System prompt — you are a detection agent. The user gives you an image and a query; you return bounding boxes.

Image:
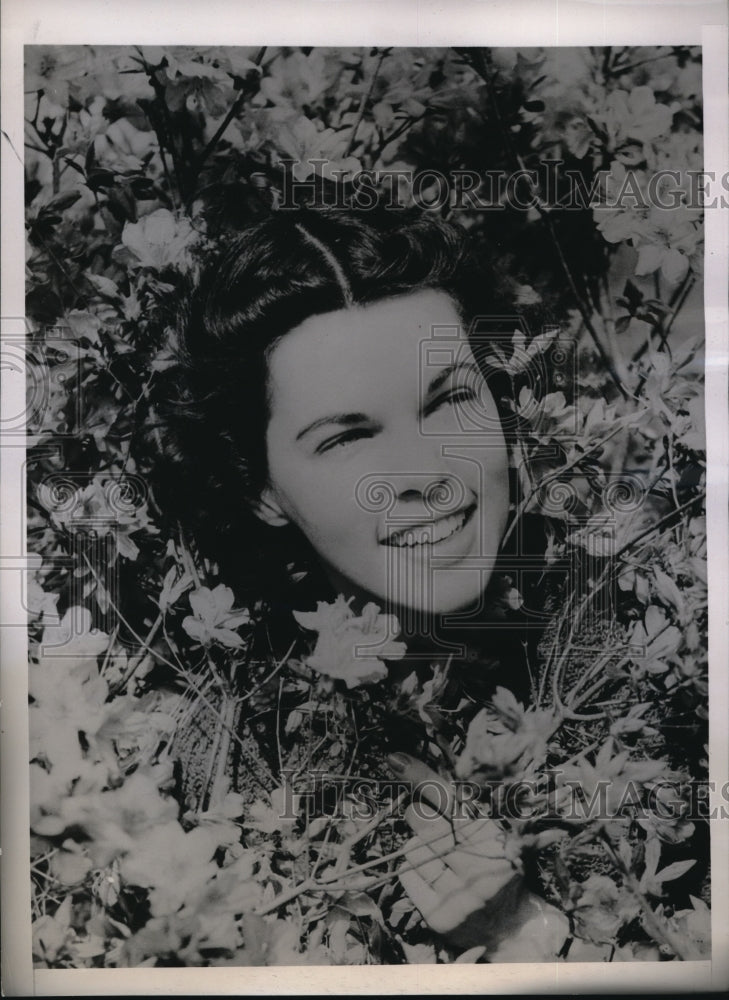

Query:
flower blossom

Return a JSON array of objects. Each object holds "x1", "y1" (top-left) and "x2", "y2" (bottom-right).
[
  {"x1": 293, "y1": 595, "x2": 407, "y2": 689},
  {"x1": 182, "y1": 585, "x2": 251, "y2": 648},
  {"x1": 120, "y1": 209, "x2": 198, "y2": 271},
  {"x1": 42, "y1": 476, "x2": 156, "y2": 562},
  {"x1": 455, "y1": 687, "x2": 556, "y2": 781},
  {"x1": 271, "y1": 114, "x2": 362, "y2": 181},
  {"x1": 600, "y1": 86, "x2": 675, "y2": 147}
]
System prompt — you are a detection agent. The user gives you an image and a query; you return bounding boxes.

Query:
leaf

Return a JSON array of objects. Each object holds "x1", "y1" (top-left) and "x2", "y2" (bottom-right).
[
  {"x1": 45, "y1": 190, "x2": 83, "y2": 213},
  {"x1": 653, "y1": 567, "x2": 685, "y2": 616},
  {"x1": 455, "y1": 945, "x2": 487, "y2": 963},
  {"x1": 33, "y1": 815, "x2": 68, "y2": 837},
  {"x1": 70, "y1": 936, "x2": 107, "y2": 959},
  {"x1": 400, "y1": 939, "x2": 437, "y2": 963},
  {"x1": 644, "y1": 836, "x2": 661, "y2": 878},
  {"x1": 335, "y1": 891, "x2": 384, "y2": 925},
  {"x1": 386, "y1": 896, "x2": 411, "y2": 928},
  {"x1": 622, "y1": 279, "x2": 644, "y2": 310},
  {"x1": 54, "y1": 893, "x2": 73, "y2": 930},
  {"x1": 635, "y1": 244, "x2": 664, "y2": 276},
  {"x1": 51, "y1": 848, "x2": 93, "y2": 886},
  {"x1": 86, "y1": 273, "x2": 123, "y2": 300},
  {"x1": 244, "y1": 800, "x2": 280, "y2": 834},
  {"x1": 305, "y1": 815, "x2": 331, "y2": 838},
  {"x1": 618, "y1": 839, "x2": 633, "y2": 869},
  {"x1": 32, "y1": 904, "x2": 73, "y2": 963},
  {"x1": 644, "y1": 605, "x2": 667, "y2": 636},
  {"x1": 655, "y1": 859, "x2": 697, "y2": 884},
  {"x1": 648, "y1": 626, "x2": 681, "y2": 661},
  {"x1": 284, "y1": 709, "x2": 304, "y2": 734},
  {"x1": 219, "y1": 791, "x2": 245, "y2": 819},
  {"x1": 661, "y1": 248, "x2": 690, "y2": 285}
]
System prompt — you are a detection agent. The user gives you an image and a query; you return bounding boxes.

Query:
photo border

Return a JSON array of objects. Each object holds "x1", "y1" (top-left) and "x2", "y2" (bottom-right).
[{"x1": 2, "y1": 1, "x2": 727, "y2": 994}]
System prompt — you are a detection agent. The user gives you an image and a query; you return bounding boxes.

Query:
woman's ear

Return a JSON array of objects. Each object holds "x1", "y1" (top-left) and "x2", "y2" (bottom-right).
[{"x1": 252, "y1": 486, "x2": 290, "y2": 528}]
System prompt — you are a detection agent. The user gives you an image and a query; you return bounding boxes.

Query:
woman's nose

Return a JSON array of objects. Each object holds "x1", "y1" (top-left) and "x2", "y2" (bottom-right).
[
  {"x1": 355, "y1": 428, "x2": 467, "y2": 517},
  {"x1": 394, "y1": 473, "x2": 466, "y2": 516},
  {"x1": 395, "y1": 430, "x2": 464, "y2": 499}
]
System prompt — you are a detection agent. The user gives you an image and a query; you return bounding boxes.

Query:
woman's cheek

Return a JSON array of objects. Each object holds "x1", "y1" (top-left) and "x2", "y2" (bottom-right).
[{"x1": 302, "y1": 464, "x2": 368, "y2": 551}]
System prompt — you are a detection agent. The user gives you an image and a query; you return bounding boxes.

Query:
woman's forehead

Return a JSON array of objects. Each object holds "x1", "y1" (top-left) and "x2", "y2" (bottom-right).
[{"x1": 266, "y1": 288, "x2": 471, "y2": 404}]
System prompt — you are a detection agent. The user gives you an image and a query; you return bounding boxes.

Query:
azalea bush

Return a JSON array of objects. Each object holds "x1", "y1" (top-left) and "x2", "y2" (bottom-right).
[{"x1": 25, "y1": 44, "x2": 708, "y2": 966}]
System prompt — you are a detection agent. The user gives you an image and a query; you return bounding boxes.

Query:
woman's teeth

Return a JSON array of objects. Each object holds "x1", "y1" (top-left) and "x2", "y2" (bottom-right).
[{"x1": 384, "y1": 507, "x2": 472, "y2": 547}]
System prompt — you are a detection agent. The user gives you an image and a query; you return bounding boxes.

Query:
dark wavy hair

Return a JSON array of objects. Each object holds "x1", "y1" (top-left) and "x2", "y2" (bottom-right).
[{"x1": 155, "y1": 206, "x2": 534, "y2": 606}]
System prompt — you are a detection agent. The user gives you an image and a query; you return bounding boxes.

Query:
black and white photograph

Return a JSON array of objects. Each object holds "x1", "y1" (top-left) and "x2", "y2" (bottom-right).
[{"x1": 2, "y1": 0, "x2": 728, "y2": 993}]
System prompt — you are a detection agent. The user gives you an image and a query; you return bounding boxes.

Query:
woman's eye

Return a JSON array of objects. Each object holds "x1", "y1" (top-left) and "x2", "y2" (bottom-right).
[
  {"x1": 316, "y1": 428, "x2": 372, "y2": 454},
  {"x1": 426, "y1": 386, "x2": 477, "y2": 415}
]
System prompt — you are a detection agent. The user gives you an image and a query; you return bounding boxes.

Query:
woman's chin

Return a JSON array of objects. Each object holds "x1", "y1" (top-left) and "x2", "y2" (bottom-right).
[
  {"x1": 319, "y1": 562, "x2": 490, "y2": 634},
  {"x1": 386, "y1": 572, "x2": 487, "y2": 619}
]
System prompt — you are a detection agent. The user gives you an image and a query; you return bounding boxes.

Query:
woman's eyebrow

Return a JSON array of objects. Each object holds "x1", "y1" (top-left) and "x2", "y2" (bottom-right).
[
  {"x1": 425, "y1": 361, "x2": 481, "y2": 397},
  {"x1": 295, "y1": 412, "x2": 370, "y2": 442}
]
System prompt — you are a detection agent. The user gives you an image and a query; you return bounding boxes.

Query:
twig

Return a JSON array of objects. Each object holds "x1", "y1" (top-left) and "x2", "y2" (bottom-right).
[
  {"x1": 549, "y1": 561, "x2": 614, "y2": 712},
  {"x1": 333, "y1": 791, "x2": 409, "y2": 875},
  {"x1": 500, "y1": 424, "x2": 625, "y2": 550},
  {"x1": 108, "y1": 615, "x2": 161, "y2": 696},
  {"x1": 462, "y1": 46, "x2": 629, "y2": 399},
  {"x1": 175, "y1": 526, "x2": 203, "y2": 589},
  {"x1": 566, "y1": 651, "x2": 625, "y2": 705},
  {"x1": 606, "y1": 49, "x2": 675, "y2": 78},
  {"x1": 568, "y1": 664, "x2": 628, "y2": 713},
  {"x1": 343, "y1": 49, "x2": 388, "y2": 159},
  {"x1": 81, "y1": 552, "x2": 275, "y2": 786},
  {"x1": 276, "y1": 675, "x2": 285, "y2": 777},
  {"x1": 195, "y1": 46, "x2": 267, "y2": 171},
  {"x1": 238, "y1": 639, "x2": 296, "y2": 703},
  {"x1": 374, "y1": 111, "x2": 427, "y2": 159},
  {"x1": 632, "y1": 271, "x2": 696, "y2": 364},
  {"x1": 666, "y1": 434, "x2": 682, "y2": 515},
  {"x1": 255, "y1": 805, "x2": 455, "y2": 917},
  {"x1": 144, "y1": 61, "x2": 186, "y2": 200},
  {"x1": 542, "y1": 214, "x2": 629, "y2": 399},
  {"x1": 614, "y1": 490, "x2": 705, "y2": 560},
  {"x1": 663, "y1": 273, "x2": 696, "y2": 341},
  {"x1": 599, "y1": 831, "x2": 698, "y2": 960}
]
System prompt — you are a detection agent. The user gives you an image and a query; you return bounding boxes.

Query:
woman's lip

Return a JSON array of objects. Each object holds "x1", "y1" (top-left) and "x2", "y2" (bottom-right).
[{"x1": 379, "y1": 503, "x2": 477, "y2": 547}]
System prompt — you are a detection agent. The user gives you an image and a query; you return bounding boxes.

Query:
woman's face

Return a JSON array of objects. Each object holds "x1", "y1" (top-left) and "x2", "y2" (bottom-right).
[{"x1": 257, "y1": 289, "x2": 510, "y2": 618}]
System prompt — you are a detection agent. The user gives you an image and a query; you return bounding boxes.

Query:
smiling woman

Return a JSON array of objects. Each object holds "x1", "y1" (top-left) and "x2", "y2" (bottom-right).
[
  {"x1": 161, "y1": 207, "x2": 528, "y2": 626},
  {"x1": 259, "y1": 289, "x2": 510, "y2": 617}
]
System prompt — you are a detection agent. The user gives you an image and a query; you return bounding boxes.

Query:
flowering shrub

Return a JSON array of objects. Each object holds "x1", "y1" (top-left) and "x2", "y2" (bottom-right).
[{"x1": 25, "y1": 44, "x2": 707, "y2": 966}]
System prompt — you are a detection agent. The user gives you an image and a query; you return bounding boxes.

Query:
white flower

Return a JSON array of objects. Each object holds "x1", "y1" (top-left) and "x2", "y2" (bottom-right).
[
  {"x1": 120, "y1": 209, "x2": 198, "y2": 271},
  {"x1": 293, "y1": 595, "x2": 406, "y2": 689},
  {"x1": 182, "y1": 585, "x2": 251, "y2": 648}
]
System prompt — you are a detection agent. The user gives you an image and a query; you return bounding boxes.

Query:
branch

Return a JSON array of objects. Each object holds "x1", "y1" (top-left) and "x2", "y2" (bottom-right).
[
  {"x1": 606, "y1": 49, "x2": 675, "y2": 79},
  {"x1": 541, "y1": 212, "x2": 629, "y2": 400},
  {"x1": 136, "y1": 47, "x2": 188, "y2": 201},
  {"x1": 614, "y1": 490, "x2": 705, "y2": 560},
  {"x1": 195, "y1": 46, "x2": 268, "y2": 172},
  {"x1": 599, "y1": 831, "x2": 699, "y2": 960},
  {"x1": 108, "y1": 613, "x2": 162, "y2": 696},
  {"x1": 81, "y1": 552, "x2": 277, "y2": 790},
  {"x1": 500, "y1": 424, "x2": 625, "y2": 550},
  {"x1": 343, "y1": 48, "x2": 388, "y2": 159},
  {"x1": 631, "y1": 271, "x2": 696, "y2": 364},
  {"x1": 460, "y1": 47, "x2": 629, "y2": 400}
]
